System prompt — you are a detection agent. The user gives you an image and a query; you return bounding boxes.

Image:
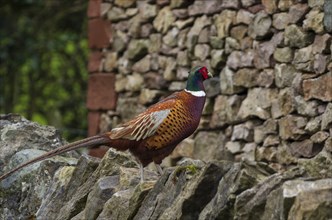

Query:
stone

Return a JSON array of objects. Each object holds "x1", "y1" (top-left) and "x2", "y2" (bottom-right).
[
  {"x1": 284, "y1": 25, "x2": 315, "y2": 48},
  {"x1": 188, "y1": 0, "x2": 224, "y2": 16},
  {"x1": 230, "y1": 25, "x2": 248, "y2": 42},
  {"x1": 177, "y1": 50, "x2": 190, "y2": 67},
  {"x1": 107, "y1": 7, "x2": 127, "y2": 22},
  {"x1": 271, "y1": 88, "x2": 295, "y2": 119},
  {"x1": 198, "y1": 27, "x2": 210, "y2": 43},
  {"x1": 126, "y1": 8, "x2": 138, "y2": 17},
  {"x1": 314, "y1": 54, "x2": 328, "y2": 74},
  {"x1": 172, "y1": 9, "x2": 188, "y2": 19},
  {"x1": 194, "y1": 132, "x2": 230, "y2": 161},
  {"x1": 272, "y1": 12, "x2": 289, "y2": 30},
  {"x1": 139, "y1": 89, "x2": 161, "y2": 105},
  {"x1": 289, "y1": 139, "x2": 322, "y2": 158},
  {"x1": 163, "y1": 27, "x2": 180, "y2": 47},
  {"x1": 125, "y1": 73, "x2": 144, "y2": 92},
  {"x1": 83, "y1": 176, "x2": 120, "y2": 220},
  {"x1": 324, "y1": 0, "x2": 332, "y2": 33},
  {"x1": 303, "y1": 72, "x2": 332, "y2": 102},
  {"x1": 219, "y1": 67, "x2": 245, "y2": 95},
  {"x1": 177, "y1": 28, "x2": 189, "y2": 49},
  {"x1": 170, "y1": 0, "x2": 191, "y2": 9},
  {"x1": 293, "y1": 45, "x2": 314, "y2": 71},
  {"x1": 132, "y1": 55, "x2": 151, "y2": 73},
  {"x1": 313, "y1": 34, "x2": 332, "y2": 55},
  {"x1": 153, "y1": 6, "x2": 175, "y2": 34},
  {"x1": 254, "y1": 119, "x2": 278, "y2": 144},
  {"x1": 263, "y1": 135, "x2": 280, "y2": 147},
  {"x1": 288, "y1": 4, "x2": 309, "y2": 24},
  {"x1": 238, "y1": 88, "x2": 278, "y2": 120},
  {"x1": 236, "y1": 9, "x2": 254, "y2": 25},
  {"x1": 231, "y1": 122, "x2": 254, "y2": 142},
  {"x1": 220, "y1": 0, "x2": 241, "y2": 9},
  {"x1": 117, "y1": 56, "x2": 132, "y2": 74},
  {"x1": 104, "y1": 52, "x2": 118, "y2": 72},
  {"x1": 114, "y1": 0, "x2": 136, "y2": 8},
  {"x1": 226, "y1": 50, "x2": 255, "y2": 70},
  {"x1": 278, "y1": 0, "x2": 294, "y2": 11},
  {"x1": 294, "y1": 96, "x2": 319, "y2": 117},
  {"x1": 233, "y1": 68, "x2": 260, "y2": 88},
  {"x1": 325, "y1": 138, "x2": 332, "y2": 152},
  {"x1": 214, "y1": 10, "x2": 237, "y2": 38},
  {"x1": 144, "y1": 72, "x2": 168, "y2": 90},
  {"x1": 113, "y1": 30, "x2": 127, "y2": 53},
  {"x1": 163, "y1": 57, "x2": 177, "y2": 81},
  {"x1": 242, "y1": 143, "x2": 256, "y2": 161},
  {"x1": 254, "y1": 32, "x2": 283, "y2": 69},
  {"x1": 210, "y1": 36, "x2": 225, "y2": 49},
  {"x1": 263, "y1": 179, "x2": 332, "y2": 220},
  {"x1": 194, "y1": 44, "x2": 210, "y2": 61},
  {"x1": 176, "y1": 67, "x2": 189, "y2": 80},
  {"x1": 168, "y1": 139, "x2": 194, "y2": 164},
  {"x1": 241, "y1": 0, "x2": 260, "y2": 7},
  {"x1": 187, "y1": 15, "x2": 212, "y2": 51},
  {"x1": 273, "y1": 47, "x2": 294, "y2": 63},
  {"x1": 262, "y1": 0, "x2": 278, "y2": 14},
  {"x1": 248, "y1": 11, "x2": 272, "y2": 39},
  {"x1": 279, "y1": 115, "x2": 307, "y2": 140},
  {"x1": 210, "y1": 49, "x2": 226, "y2": 69},
  {"x1": 321, "y1": 103, "x2": 332, "y2": 130},
  {"x1": 204, "y1": 77, "x2": 221, "y2": 98},
  {"x1": 274, "y1": 63, "x2": 298, "y2": 88},
  {"x1": 210, "y1": 95, "x2": 245, "y2": 127},
  {"x1": 174, "y1": 17, "x2": 194, "y2": 30},
  {"x1": 149, "y1": 34, "x2": 162, "y2": 53},
  {"x1": 308, "y1": 0, "x2": 324, "y2": 8},
  {"x1": 138, "y1": 2, "x2": 157, "y2": 21},
  {"x1": 234, "y1": 168, "x2": 305, "y2": 219},
  {"x1": 305, "y1": 116, "x2": 322, "y2": 133},
  {"x1": 311, "y1": 131, "x2": 329, "y2": 144},
  {"x1": 127, "y1": 40, "x2": 149, "y2": 61},
  {"x1": 224, "y1": 37, "x2": 241, "y2": 54},
  {"x1": 257, "y1": 69, "x2": 274, "y2": 87},
  {"x1": 225, "y1": 141, "x2": 242, "y2": 154},
  {"x1": 303, "y1": 8, "x2": 324, "y2": 34},
  {"x1": 169, "y1": 81, "x2": 186, "y2": 91},
  {"x1": 140, "y1": 23, "x2": 154, "y2": 38}
]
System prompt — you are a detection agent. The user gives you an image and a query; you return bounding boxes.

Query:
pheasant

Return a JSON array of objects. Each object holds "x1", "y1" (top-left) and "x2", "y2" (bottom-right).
[{"x1": 0, "y1": 66, "x2": 212, "y2": 182}]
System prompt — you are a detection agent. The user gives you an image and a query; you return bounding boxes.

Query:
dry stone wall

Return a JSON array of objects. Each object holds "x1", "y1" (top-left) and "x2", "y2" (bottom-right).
[{"x1": 89, "y1": 0, "x2": 332, "y2": 170}]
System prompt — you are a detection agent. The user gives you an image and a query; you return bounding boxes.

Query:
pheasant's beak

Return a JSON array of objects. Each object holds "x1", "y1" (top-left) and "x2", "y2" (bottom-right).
[{"x1": 207, "y1": 71, "x2": 213, "y2": 79}]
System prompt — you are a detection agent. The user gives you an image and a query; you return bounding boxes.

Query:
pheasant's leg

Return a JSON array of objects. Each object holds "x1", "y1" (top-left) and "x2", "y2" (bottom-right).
[
  {"x1": 155, "y1": 163, "x2": 164, "y2": 175},
  {"x1": 139, "y1": 163, "x2": 145, "y2": 183}
]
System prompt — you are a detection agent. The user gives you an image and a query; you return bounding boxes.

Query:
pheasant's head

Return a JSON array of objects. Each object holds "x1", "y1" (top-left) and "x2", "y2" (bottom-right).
[{"x1": 186, "y1": 66, "x2": 212, "y2": 93}]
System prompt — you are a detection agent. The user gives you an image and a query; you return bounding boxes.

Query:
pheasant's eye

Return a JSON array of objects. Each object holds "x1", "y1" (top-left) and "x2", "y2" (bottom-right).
[{"x1": 199, "y1": 67, "x2": 208, "y2": 79}]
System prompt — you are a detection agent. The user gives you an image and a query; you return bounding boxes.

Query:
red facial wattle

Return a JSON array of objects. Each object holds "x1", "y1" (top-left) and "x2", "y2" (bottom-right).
[{"x1": 199, "y1": 67, "x2": 209, "y2": 80}]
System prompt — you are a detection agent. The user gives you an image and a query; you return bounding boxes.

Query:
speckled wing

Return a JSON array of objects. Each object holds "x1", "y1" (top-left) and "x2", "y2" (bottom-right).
[{"x1": 109, "y1": 97, "x2": 178, "y2": 141}]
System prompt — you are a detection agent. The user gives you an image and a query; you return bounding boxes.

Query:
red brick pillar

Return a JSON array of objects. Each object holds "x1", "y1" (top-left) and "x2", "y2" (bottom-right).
[{"x1": 87, "y1": 0, "x2": 116, "y2": 138}]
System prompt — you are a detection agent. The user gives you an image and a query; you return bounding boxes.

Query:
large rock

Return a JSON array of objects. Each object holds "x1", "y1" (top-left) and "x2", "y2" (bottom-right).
[
  {"x1": 214, "y1": 10, "x2": 237, "y2": 39},
  {"x1": 1, "y1": 115, "x2": 332, "y2": 219},
  {"x1": 248, "y1": 11, "x2": 272, "y2": 39}
]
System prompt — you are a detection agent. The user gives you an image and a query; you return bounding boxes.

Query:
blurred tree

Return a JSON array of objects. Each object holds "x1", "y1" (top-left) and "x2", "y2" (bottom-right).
[{"x1": 0, "y1": 0, "x2": 88, "y2": 141}]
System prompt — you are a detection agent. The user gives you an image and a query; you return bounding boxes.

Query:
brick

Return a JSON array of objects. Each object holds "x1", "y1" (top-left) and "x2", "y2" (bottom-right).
[
  {"x1": 88, "y1": 111, "x2": 101, "y2": 136},
  {"x1": 88, "y1": 51, "x2": 103, "y2": 73},
  {"x1": 87, "y1": 73, "x2": 117, "y2": 110},
  {"x1": 87, "y1": 0, "x2": 101, "y2": 18},
  {"x1": 88, "y1": 18, "x2": 111, "y2": 49}
]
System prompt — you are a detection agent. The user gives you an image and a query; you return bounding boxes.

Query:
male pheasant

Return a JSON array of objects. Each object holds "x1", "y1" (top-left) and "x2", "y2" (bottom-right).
[{"x1": 0, "y1": 66, "x2": 212, "y2": 182}]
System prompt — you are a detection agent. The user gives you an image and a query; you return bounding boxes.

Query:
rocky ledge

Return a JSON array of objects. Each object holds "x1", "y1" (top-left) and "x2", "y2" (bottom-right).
[{"x1": 0, "y1": 114, "x2": 331, "y2": 220}]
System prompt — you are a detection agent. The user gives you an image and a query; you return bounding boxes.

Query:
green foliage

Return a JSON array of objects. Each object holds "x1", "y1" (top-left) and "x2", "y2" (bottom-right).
[{"x1": 0, "y1": 0, "x2": 88, "y2": 141}]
